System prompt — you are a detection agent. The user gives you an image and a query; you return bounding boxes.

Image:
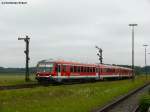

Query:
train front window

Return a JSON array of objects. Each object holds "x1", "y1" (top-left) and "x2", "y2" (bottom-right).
[{"x1": 37, "y1": 63, "x2": 53, "y2": 72}]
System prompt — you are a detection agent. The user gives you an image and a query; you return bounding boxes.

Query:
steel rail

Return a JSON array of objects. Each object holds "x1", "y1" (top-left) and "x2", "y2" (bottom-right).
[
  {"x1": 0, "y1": 83, "x2": 40, "y2": 90},
  {"x1": 0, "y1": 80, "x2": 100, "y2": 90},
  {"x1": 132, "y1": 105, "x2": 140, "y2": 112}
]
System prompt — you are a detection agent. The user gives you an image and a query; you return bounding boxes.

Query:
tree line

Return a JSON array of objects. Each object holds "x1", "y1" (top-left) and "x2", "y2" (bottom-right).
[
  {"x1": 0, "y1": 65, "x2": 149, "y2": 75},
  {"x1": 0, "y1": 67, "x2": 36, "y2": 74}
]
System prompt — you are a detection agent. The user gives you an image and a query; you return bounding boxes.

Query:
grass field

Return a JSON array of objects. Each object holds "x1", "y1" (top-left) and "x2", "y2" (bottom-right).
[
  {"x1": 0, "y1": 75, "x2": 149, "y2": 112},
  {"x1": 0, "y1": 73, "x2": 37, "y2": 86}
]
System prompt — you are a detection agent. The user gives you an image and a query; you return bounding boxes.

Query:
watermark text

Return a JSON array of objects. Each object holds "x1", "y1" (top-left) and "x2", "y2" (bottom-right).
[{"x1": 1, "y1": 1, "x2": 27, "y2": 5}]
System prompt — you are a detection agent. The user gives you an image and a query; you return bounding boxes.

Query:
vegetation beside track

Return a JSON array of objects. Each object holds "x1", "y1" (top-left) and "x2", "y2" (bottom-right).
[
  {"x1": 0, "y1": 73, "x2": 36, "y2": 86},
  {"x1": 139, "y1": 92, "x2": 150, "y2": 112},
  {"x1": 0, "y1": 76, "x2": 149, "y2": 112}
]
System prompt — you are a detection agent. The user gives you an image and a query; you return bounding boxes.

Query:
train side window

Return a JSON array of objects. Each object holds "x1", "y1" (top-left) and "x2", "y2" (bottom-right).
[
  {"x1": 61, "y1": 65, "x2": 65, "y2": 72},
  {"x1": 102, "y1": 68, "x2": 105, "y2": 72},
  {"x1": 74, "y1": 66, "x2": 77, "y2": 72},
  {"x1": 64, "y1": 65, "x2": 66, "y2": 72},
  {"x1": 96, "y1": 68, "x2": 98, "y2": 72},
  {"x1": 70, "y1": 66, "x2": 73, "y2": 72},
  {"x1": 90, "y1": 67, "x2": 92, "y2": 72},
  {"x1": 106, "y1": 68, "x2": 111, "y2": 72},
  {"x1": 81, "y1": 66, "x2": 83, "y2": 72},
  {"x1": 85, "y1": 67, "x2": 87, "y2": 72},
  {"x1": 85, "y1": 67, "x2": 88, "y2": 72},
  {"x1": 93, "y1": 67, "x2": 95, "y2": 72},
  {"x1": 107, "y1": 68, "x2": 111, "y2": 72},
  {"x1": 103, "y1": 68, "x2": 107, "y2": 73},
  {"x1": 96, "y1": 68, "x2": 100, "y2": 72},
  {"x1": 115, "y1": 69, "x2": 117, "y2": 73},
  {"x1": 100, "y1": 68, "x2": 102, "y2": 72},
  {"x1": 113, "y1": 69, "x2": 115, "y2": 72},
  {"x1": 77, "y1": 66, "x2": 80, "y2": 72},
  {"x1": 55, "y1": 65, "x2": 58, "y2": 72},
  {"x1": 87, "y1": 67, "x2": 89, "y2": 72},
  {"x1": 101, "y1": 68, "x2": 104, "y2": 72},
  {"x1": 108, "y1": 68, "x2": 111, "y2": 72},
  {"x1": 84, "y1": 67, "x2": 86, "y2": 72}
]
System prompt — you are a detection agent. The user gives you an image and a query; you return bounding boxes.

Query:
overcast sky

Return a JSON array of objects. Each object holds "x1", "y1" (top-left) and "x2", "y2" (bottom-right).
[{"x1": 0, "y1": 0, "x2": 150, "y2": 67}]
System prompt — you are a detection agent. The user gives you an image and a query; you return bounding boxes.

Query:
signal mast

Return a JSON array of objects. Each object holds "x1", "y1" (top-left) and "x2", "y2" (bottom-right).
[
  {"x1": 18, "y1": 35, "x2": 30, "y2": 82},
  {"x1": 95, "y1": 45, "x2": 103, "y2": 64}
]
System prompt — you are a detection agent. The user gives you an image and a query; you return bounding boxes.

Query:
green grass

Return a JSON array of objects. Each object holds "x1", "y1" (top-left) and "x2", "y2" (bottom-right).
[
  {"x1": 0, "y1": 73, "x2": 37, "y2": 86},
  {"x1": 139, "y1": 95, "x2": 150, "y2": 112},
  {"x1": 0, "y1": 76, "x2": 149, "y2": 112},
  {"x1": 139, "y1": 92, "x2": 150, "y2": 112}
]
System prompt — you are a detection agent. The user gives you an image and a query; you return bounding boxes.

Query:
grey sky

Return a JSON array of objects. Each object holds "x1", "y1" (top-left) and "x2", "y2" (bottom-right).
[{"x1": 0, "y1": 0, "x2": 150, "y2": 67}]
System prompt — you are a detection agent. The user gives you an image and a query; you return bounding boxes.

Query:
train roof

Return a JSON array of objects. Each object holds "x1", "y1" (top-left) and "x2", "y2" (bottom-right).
[
  {"x1": 38, "y1": 59, "x2": 132, "y2": 70},
  {"x1": 38, "y1": 59, "x2": 97, "y2": 66},
  {"x1": 100, "y1": 64, "x2": 132, "y2": 70}
]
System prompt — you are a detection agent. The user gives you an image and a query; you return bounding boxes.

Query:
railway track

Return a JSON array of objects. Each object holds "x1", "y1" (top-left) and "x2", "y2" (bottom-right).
[
  {"x1": 94, "y1": 82, "x2": 150, "y2": 112},
  {"x1": 0, "y1": 80, "x2": 101, "y2": 90},
  {"x1": 0, "y1": 83, "x2": 40, "y2": 90},
  {"x1": 132, "y1": 106, "x2": 140, "y2": 112}
]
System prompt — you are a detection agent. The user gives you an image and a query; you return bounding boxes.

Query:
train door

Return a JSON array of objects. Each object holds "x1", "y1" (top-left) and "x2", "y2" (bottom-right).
[
  {"x1": 61, "y1": 65, "x2": 68, "y2": 76},
  {"x1": 99, "y1": 67, "x2": 104, "y2": 80},
  {"x1": 96, "y1": 67, "x2": 100, "y2": 80},
  {"x1": 57, "y1": 64, "x2": 62, "y2": 82}
]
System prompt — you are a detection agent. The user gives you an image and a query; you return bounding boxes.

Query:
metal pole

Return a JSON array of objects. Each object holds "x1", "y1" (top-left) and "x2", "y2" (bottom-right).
[
  {"x1": 145, "y1": 47, "x2": 147, "y2": 79},
  {"x1": 132, "y1": 26, "x2": 134, "y2": 79},
  {"x1": 129, "y1": 24, "x2": 137, "y2": 80},
  {"x1": 148, "y1": 53, "x2": 150, "y2": 77},
  {"x1": 143, "y1": 44, "x2": 148, "y2": 80}
]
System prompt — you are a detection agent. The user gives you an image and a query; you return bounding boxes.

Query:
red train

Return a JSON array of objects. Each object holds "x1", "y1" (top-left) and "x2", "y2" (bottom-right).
[{"x1": 36, "y1": 59, "x2": 133, "y2": 83}]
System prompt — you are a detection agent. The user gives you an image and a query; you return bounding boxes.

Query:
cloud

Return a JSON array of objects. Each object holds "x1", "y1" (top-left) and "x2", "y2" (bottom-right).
[{"x1": 0, "y1": 0, "x2": 150, "y2": 67}]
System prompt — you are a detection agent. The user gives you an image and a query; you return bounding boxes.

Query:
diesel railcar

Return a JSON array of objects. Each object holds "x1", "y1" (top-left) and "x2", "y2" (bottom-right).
[{"x1": 36, "y1": 59, "x2": 133, "y2": 82}]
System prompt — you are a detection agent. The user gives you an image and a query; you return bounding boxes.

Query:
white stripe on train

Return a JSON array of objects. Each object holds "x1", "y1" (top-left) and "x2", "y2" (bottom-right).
[
  {"x1": 53, "y1": 75, "x2": 131, "y2": 79},
  {"x1": 37, "y1": 74, "x2": 131, "y2": 79}
]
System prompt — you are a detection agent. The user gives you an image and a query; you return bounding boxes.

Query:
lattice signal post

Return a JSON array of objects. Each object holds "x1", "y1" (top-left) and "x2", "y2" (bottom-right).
[{"x1": 18, "y1": 35, "x2": 30, "y2": 82}]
